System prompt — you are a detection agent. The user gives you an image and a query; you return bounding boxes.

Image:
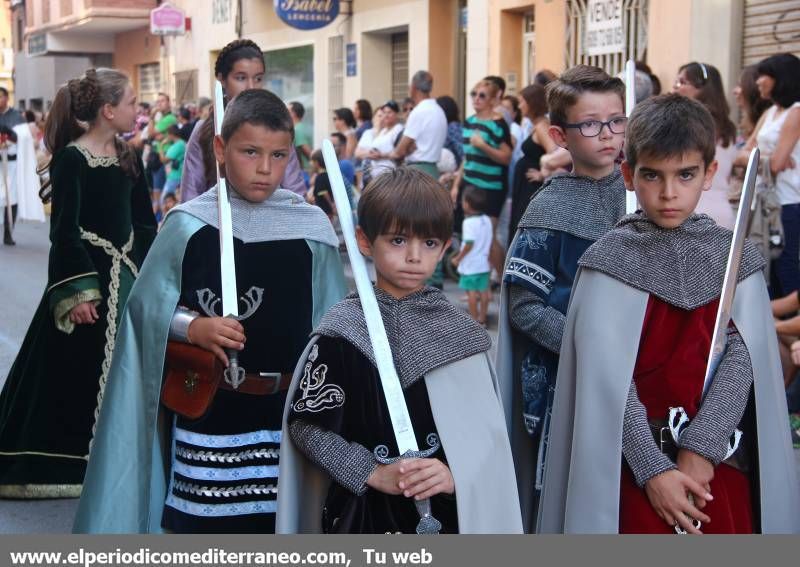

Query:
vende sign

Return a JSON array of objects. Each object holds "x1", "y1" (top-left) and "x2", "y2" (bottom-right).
[
  {"x1": 274, "y1": 0, "x2": 339, "y2": 31},
  {"x1": 584, "y1": 0, "x2": 624, "y2": 56},
  {"x1": 151, "y1": 2, "x2": 186, "y2": 36}
]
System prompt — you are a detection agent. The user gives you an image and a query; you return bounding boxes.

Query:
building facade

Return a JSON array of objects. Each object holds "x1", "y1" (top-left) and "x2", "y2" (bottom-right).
[{"x1": 11, "y1": 0, "x2": 159, "y2": 111}]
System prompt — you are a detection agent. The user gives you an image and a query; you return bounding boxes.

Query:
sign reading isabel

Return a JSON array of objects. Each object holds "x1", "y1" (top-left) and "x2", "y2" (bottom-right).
[
  {"x1": 274, "y1": 0, "x2": 339, "y2": 30},
  {"x1": 151, "y1": 2, "x2": 186, "y2": 36},
  {"x1": 584, "y1": 0, "x2": 624, "y2": 56}
]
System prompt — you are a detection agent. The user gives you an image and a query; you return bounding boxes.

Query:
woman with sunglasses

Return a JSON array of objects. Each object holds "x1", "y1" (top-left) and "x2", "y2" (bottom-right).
[
  {"x1": 673, "y1": 62, "x2": 738, "y2": 229},
  {"x1": 451, "y1": 80, "x2": 513, "y2": 276}
]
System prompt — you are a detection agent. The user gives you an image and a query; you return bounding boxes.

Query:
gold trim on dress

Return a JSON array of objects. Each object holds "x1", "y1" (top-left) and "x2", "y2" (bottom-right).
[
  {"x1": 68, "y1": 143, "x2": 120, "y2": 168},
  {"x1": 77, "y1": 228, "x2": 137, "y2": 456},
  {"x1": 46, "y1": 272, "x2": 99, "y2": 294},
  {"x1": 53, "y1": 288, "x2": 102, "y2": 334},
  {"x1": 0, "y1": 483, "x2": 82, "y2": 499}
]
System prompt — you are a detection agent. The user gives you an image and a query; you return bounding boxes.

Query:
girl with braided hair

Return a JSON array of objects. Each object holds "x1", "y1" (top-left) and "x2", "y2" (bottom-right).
[
  {"x1": 0, "y1": 68, "x2": 157, "y2": 498},
  {"x1": 180, "y1": 38, "x2": 307, "y2": 203}
]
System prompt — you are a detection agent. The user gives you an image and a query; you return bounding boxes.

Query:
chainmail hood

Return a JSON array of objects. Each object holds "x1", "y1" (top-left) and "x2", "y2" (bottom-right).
[
  {"x1": 315, "y1": 286, "x2": 492, "y2": 388},
  {"x1": 173, "y1": 186, "x2": 339, "y2": 247},
  {"x1": 579, "y1": 213, "x2": 765, "y2": 310},
  {"x1": 518, "y1": 168, "x2": 627, "y2": 241}
]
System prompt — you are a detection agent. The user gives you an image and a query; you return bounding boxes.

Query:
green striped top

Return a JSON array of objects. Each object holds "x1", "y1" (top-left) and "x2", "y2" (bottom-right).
[{"x1": 462, "y1": 115, "x2": 512, "y2": 191}]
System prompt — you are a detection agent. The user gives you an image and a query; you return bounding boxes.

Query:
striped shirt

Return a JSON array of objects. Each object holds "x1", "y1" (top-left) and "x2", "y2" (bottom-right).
[{"x1": 462, "y1": 115, "x2": 512, "y2": 191}]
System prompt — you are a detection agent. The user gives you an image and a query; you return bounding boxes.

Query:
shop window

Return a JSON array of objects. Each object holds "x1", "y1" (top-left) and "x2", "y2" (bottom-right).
[
  {"x1": 328, "y1": 36, "x2": 344, "y2": 118},
  {"x1": 264, "y1": 45, "x2": 315, "y2": 135},
  {"x1": 391, "y1": 32, "x2": 409, "y2": 103},
  {"x1": 139, "y1": 62, "x2": 161, "y2": 104}
]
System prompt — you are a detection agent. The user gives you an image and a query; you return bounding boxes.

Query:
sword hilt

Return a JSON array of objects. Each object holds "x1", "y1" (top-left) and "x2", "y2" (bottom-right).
[{"x1": 224, "y1": 349, "x2": 245, "y2": 390}]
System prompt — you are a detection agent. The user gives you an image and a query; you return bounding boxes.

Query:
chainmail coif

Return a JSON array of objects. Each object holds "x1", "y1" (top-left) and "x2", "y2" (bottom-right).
[
  {"x1": 517, "y1": 168, "x2": 626, "y2": 241},
  {"x1": 315, "y1": 286, "x2": 491, "y2": 388},
  {"x1": 579, "y1": 213, "x2": 765, "y2": 310}
]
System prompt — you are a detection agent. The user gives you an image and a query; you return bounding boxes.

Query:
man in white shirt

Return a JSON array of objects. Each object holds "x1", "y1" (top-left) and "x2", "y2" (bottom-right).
[{"x1": 389, "y1": 70, "x2": 447, "y2": 179}]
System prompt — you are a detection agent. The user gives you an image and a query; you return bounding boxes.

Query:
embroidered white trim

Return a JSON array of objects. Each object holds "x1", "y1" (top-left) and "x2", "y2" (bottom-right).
[
  {"x1": 505, "y1": 257, "x2": 556, "y2": 294},
  {"x1": 172, "y1": 480, "x2": 277, "y2": 498},
  {"x1": 80, "y1": 228, "x2": 137, "y2": 457},
  {"x1": 69, "y1": 143, "x2": 120, "y2": 168},
  {"x1": 172, "y1": 461, "x2": 279, "y2": 482},
  {"x1": 174, "y1": 446, "x2": 279, "y2": 463},
  {"x1": 173, "y1": 427, "x2": 281, "y2": 448},
  {"x1": 292, "y1": 359, "x2": 345, "y2": 413},
  {"x1": 46, "y1": 271, "x2": 99, "y2": 293},
  {"x1": 165, "y1": 494, "x2": 277, "y2": 517}
]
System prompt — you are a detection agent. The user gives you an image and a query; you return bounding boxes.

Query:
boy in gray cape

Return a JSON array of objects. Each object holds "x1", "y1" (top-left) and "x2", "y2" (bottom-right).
[
  {"x1": 276, "y1": 168, "x2": 522, "y2": 534},
  {"x1": 539, "y1": 94, "x2": 800, "y2": 534}
]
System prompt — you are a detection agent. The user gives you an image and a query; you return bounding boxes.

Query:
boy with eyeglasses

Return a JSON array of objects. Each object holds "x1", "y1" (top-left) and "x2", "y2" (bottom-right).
[{"x1": 496, "y1": 64, "x2": 628, "y2": 531}]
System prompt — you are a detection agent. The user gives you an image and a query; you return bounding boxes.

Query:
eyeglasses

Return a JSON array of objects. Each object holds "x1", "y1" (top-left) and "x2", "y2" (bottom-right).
[
  {"x1": 562, "y1": 117, "x2": 627, "y2": 137},
  {"x1": 470, "y1": 91, "x2": 488, "y2": 100}
]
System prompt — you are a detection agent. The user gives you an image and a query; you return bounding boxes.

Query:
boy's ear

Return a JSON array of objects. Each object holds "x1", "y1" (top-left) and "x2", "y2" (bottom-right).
[
  {"x1": 702, "y1": 160, "x2": 719, "y2": 192},
  {"x1": 355, "y1": 226, "x2": 373, "y2": 258},
  {"x1": 548, "y1": 125, "x2": 568, "y2": 149},
  {"x1": 212, "y1": 134, "x2": 226, "y2": 167},
  {"x1": 620, "y1": 161, "x2": 636, "y2": 192}
]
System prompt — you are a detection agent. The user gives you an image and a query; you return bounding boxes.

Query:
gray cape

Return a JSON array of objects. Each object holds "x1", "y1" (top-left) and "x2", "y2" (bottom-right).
[
  {"x1": 537, "y1": 268, "x2": 800, "y2": 533},
  {"x1": 276, "y1": 290, "x2": 523, "y2": 534}
]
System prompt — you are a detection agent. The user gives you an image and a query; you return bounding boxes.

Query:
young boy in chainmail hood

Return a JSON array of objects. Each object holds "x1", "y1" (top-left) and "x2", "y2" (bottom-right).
[
  {"x1": 495, "y1": 65, "x2": 628, "y2": 530},
  {"x1": 538, "y1": 94, "x2": 800, "y2": 534},
  {"x1": 276, "y1": 168, "x2": 522, "y2": 534}
]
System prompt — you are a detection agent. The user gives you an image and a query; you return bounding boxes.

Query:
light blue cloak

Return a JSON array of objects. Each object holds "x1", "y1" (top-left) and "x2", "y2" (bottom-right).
[{"x1": 73, "y1": 203, "x2": 347, "y2": 533}]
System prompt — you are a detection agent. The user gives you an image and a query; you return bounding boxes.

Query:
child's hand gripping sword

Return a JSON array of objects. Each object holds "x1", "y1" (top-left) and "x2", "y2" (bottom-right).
[
  {"x1": 668, "y1": 147, "x2": 760, "y2": 534},
  {"x1": 321, "y1": 140, "x2": 442, "y2": 535},
  {"x1": 213, "y1": 81, "x2": 245, "y2": 389},
  {"x1": 624, "y1": 59, "x2": 638, "y2": 215}
]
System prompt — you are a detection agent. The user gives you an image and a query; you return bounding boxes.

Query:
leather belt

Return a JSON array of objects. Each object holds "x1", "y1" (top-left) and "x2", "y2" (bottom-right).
[
  {"x1": 219, "y1": 372, "x2": 293, "y2": 396},
  {"x1": 648, "y1": 419, "x2": 750, "y2": 473}
]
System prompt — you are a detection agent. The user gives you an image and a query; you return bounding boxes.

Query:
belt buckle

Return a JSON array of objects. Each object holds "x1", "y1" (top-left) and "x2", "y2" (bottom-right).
[
  {"x1": 658, "y1": 426, "x2": 671, "y2": 454},
  {"x1": 259, "y1": 372, "x2": 282, "y2": 395}
]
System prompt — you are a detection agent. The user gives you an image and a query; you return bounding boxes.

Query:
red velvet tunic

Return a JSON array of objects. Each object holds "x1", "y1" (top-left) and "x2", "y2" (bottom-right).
[{"x1": 618, "y1": 296, "x2": 754, "y2": 534}]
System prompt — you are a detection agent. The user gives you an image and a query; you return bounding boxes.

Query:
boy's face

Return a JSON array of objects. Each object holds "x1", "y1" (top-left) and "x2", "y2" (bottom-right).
[
  {"x1": 213, "y1": 123, "x2": 293, "y2": 203},
  {"x1": 356, "y1": 227, "x2": 449, "y2": 299},
  {"x1": 622, "y1": 150, "x2": 718, "y2": 229},
  {"x1": 549, "y1": 91, "x2": 625, "y2": 175}
]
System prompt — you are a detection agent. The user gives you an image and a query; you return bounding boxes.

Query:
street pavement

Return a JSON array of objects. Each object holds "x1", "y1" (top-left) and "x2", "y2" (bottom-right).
[{"x1": 0, "y1": 219, "x2": 798, "y2": 533}]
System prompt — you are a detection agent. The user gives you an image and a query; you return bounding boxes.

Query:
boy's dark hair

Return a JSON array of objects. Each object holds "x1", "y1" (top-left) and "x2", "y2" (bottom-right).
[
  {"x1": 167, "y1": 124, "x2": 180, "y2": 137},
  {"x1": 178, "y1": 107, "x2": 191, "y2": 121},
  {"x1": 0, "y1": 87, "x2": 9, "y2": 97},
  {"x1": 289, "y1": 101, "x2": 305, "y2": 120},
  {"x1": 221, "y1": 89, "x2": 294, "y2": 142},
  {"x1": 462, "y1": 185, "x2": 488, "y2": 214},
  {"x1": 330, "y1": 132, "x2": 346, "y2": 146},
  {"x1": 163, "y1": 193, "x2": 177, "y2": 203},
  {"x1": 483, "y1": 75, "x2": 506, "y2": 95},
  {"x1": 756, "y1": 52, "x2": 800, "y2": 108},
  {"x1": 310, "y1": 149, "x2": 324, "y2": 169},
  {"x1": 624, "y1": 93, "x2": 716, "y2": 170},
  {"x1": 546, "y1": 65, "x2": 625, "y2": 128},
  {"x1": 333, "y1": 107, "x2": 356, "y2": 128},
  {"x1": 358, "y1": 167, "x2": 453, "y2": 243}
]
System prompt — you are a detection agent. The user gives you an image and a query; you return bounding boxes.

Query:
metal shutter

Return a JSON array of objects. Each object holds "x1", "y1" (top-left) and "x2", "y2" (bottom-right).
[{"x1": 743, "y1": 0, "x2": 800, "y2": 65}]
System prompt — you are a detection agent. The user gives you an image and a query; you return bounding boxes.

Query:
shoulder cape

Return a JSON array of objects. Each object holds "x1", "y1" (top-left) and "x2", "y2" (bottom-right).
[
  {"x1": 276, "y1": 307, "x2": 523, "y2": 534},
  {"x1": 73, "y1": 197, "x2": 347, "y2": 533},
  {"x1": 537, "y1": 269, "x2": 800, "y2": 533}
]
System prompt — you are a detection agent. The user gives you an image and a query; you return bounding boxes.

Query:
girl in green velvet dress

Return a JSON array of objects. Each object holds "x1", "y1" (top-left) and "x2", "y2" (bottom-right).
[{"x1": 0, "y1": 68, "x2": 156, "y2": 498}]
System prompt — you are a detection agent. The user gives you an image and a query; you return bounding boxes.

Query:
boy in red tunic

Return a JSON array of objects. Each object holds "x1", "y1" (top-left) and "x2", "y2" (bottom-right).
[{"x1": 538, "y1": 94, "x2": 800, "y2": 534}]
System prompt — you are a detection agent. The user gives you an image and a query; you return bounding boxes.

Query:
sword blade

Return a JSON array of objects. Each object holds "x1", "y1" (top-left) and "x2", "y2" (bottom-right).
[
  {"x1": 213, "y1": 81, "x2": 239, "y2": 318},
  {"x1": 701, "y1": 147, "x2": 760, "y2": 397},
  {"x1": 624, "y1": 59, "x2": 638, "y2": 215},
  {"x1": 321, "y1": 140, "x2": 419, "y2": 454}
]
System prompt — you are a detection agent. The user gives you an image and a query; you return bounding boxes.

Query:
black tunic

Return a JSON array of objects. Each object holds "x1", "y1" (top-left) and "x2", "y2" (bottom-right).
[
  {"x1": 288, "y1": 335, "x2": 458, "y2": 534},
  {"x1": 161, "y1": 226, "x2": 313, "y2": 534}
]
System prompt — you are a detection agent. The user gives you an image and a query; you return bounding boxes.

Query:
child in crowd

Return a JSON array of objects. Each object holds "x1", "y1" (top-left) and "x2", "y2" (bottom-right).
[
  {"x1": 539, "y1": 93, "x2": 800, "y2": 534},
  {"x1": 496, "y1": 65, "x2": 628, "y2": 531},
  {"x1": 451, "y1": 186, "x2": 493, "y2": 326},
  {"x1": 74, "y1": 89, "x2": 347, "y2": 534},
  {"x1": 276, "y1": 168, "x2": 522, "y2": 534},
  {"x1": 160, "y1": 124, "x2": 186, "y2": 201},
  {"x1": 309, "y1": 149, "x2": 335, "y2": 220}
]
